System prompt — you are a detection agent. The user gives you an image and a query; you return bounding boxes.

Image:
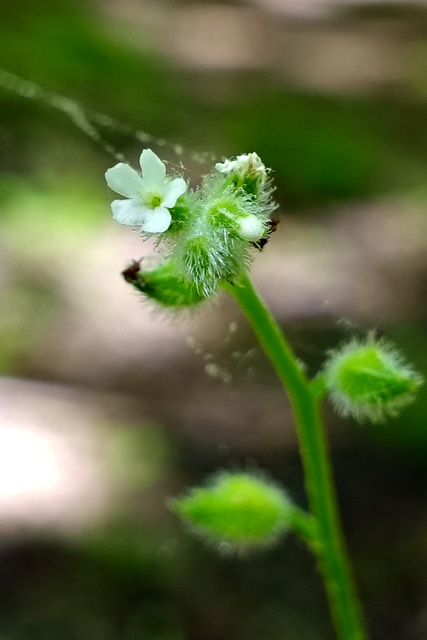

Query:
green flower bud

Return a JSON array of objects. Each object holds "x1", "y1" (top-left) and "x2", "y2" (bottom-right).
[
  {"x1": 122, "y1": 259, "x2": 209, "y2": 308},
  {"x1": 323, "y1": 334, "x2": 423, "y2": 423},
  {"x1": 171, "y1": 471, "x2": 294, "y2": 551},
  {"x1": 172, "y1": 227, "x2": 247, "y2": 297},
  {"x1": 207, "y1": 191, "x2": 268, "y2": 241}
]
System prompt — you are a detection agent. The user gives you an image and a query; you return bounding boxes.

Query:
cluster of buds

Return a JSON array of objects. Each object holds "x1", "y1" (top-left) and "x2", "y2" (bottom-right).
[{"x1": 106, "y1": 150, "x2": 277, "y2": 306}]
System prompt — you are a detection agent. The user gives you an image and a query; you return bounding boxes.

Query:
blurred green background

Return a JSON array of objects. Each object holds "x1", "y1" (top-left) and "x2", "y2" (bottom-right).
[{"x1": 1, "y1": 0, "x2": 427, "y2": 638}]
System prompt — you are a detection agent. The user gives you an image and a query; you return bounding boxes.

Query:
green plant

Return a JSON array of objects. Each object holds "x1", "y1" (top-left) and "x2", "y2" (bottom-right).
[{"x1": 106, "y1": 149, "x2": 423, "y2": 640}]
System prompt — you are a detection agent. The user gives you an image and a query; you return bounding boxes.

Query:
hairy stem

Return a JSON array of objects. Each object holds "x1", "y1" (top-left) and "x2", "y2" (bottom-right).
[{"x1": 224, "y1": 275, "x2": 367, "y2": 640}]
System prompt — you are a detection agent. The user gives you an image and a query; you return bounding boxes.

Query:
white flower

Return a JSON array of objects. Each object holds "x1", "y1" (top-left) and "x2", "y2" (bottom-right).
[
  {"x1": 215, "y1": 152, "x2": 267, "y2": 181},
  {"x1": 236, "y1": 214, "x2": 265, "y2": 242},
  {"x1": 105, "y1": 149, "x2": 187, "y2": 234}
]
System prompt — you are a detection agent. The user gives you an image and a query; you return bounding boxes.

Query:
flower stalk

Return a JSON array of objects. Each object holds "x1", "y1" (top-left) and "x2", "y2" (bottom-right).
[{"x1": 223, "y1": 275, "x2": 367, "y2": 640}]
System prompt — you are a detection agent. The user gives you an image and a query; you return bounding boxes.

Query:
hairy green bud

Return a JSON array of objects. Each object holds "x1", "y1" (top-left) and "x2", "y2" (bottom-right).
[
  {"x1": 174, "y1": 231, "x2": 246, "y2": 297},
  {"x1": 122, "y1": 259, "x2": 209, "y2": 307},
  {"x1": 207, "y1": 194, "x2": 268, "y2": 242},
  {"x1": 171, "y1": 471, "x2": 294, "y2": 551},
  {"x1": 323, "y1": 334, "x2": 423, "y2": 423}
]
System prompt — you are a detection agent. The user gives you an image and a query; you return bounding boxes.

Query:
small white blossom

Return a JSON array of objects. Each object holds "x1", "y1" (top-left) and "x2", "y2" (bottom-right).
[
  {"x1": 215, "y1": 152, "x2": 267, "y2": 181},
  {"x1": 236, "y1": 214, "x2": 265, "y2": 242},
  {"x1": 105, "y1": 149, "x2": 187, "y2": 234}
]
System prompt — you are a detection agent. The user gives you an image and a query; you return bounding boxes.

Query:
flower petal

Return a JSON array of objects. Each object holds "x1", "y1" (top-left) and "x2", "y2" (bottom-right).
[
  {"x1": 139, "y1": 149, "x2": 166, "y2": 190},
  {"x1": 215, "y1": 159, "x2": 237, "y2": 174},
  {"x1": 111, "y1": 199, "x2": 149, "y2": 226},
  {"x1": 237, "y1": 215, "x2": 265, "y2": 241},
  {"x1": 105, "y1": 163, "x2": 143, "y2": 198},
  {"x1": 162, "y1": 177, "x2": 187, "y2": 208},
  {"x1": 141, "y1": 206, "x2": 172, "y2": 233}
]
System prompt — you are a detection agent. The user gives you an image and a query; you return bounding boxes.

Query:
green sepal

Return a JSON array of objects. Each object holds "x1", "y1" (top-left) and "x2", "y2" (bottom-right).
[{"x1": 122, "y1": 259, "x2": 210, "y2": 308}]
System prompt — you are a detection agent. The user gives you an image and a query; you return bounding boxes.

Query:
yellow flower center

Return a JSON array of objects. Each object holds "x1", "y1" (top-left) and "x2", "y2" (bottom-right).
[{"x1": 145, "y1": 192, "x2": 163, "y2": 208}]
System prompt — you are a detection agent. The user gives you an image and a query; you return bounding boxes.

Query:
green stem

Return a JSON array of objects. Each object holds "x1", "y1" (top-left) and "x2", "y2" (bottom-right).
[
  {"x1": 224, "y1": 275, "x2": 367, "y2": 640},
  {"x1": 287, "y1": 506, "x2": 317, "y2": 551}
]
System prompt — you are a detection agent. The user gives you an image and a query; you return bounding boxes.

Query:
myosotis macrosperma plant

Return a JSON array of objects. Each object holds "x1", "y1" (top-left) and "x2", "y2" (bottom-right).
[{"x1": 106, "y1": 149, "x2": 423, "y2": 640}]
